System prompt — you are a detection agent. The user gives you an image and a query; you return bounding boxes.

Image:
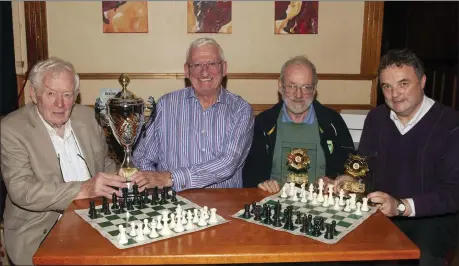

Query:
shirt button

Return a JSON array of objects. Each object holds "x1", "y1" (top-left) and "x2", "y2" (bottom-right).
[
  {"x1": 201, "y1": 130, "x2": 205, "y2": 134},
  {"x1": 43, "y1": 229, "x2": 48, "y2": 234},
  {"x1": 201, "y1": 148, "x2": 205, "y2": 152}
]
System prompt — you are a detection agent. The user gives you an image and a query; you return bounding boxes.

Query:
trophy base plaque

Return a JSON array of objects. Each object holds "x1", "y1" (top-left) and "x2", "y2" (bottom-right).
[{"x1": 286, "y1": 173, "x2": 308, "y2": 186}]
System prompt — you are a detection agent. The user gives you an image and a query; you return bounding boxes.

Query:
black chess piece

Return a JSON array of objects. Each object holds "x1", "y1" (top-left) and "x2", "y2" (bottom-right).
[
  {"x1": 319, "y1": 217, "x2": 325, "y2": 231},
  {"x1": 121, "y1": 187, "x2": 128, "y2": 200},
  {"x1": 243, "y1": 204, "x2": 251, "y2": 218},
  {"x1": 160, "y1": 189, "x2": 167, "y2": 204},
  {"x1": 295, "y1": 211, "x2": 302, "y2": 224},
  {"x1": 111, "y1": 193, "x2": 119, "y2": 209},
  {"x1": 89, "y1": 201, "x2": 96, "y2": 219},
  {"x1": 324, "y1": 224, "x2": 334, "y2": 240},
  {"x1": 331, "y1": 220, "x2": 338, "y2": 235},
  {"x1": 133, "y1": 183, "x2": 139, "y2": 196},
  {"x1": 254, "y1": 207, "x2": 262, "y2": 221},
  {"x1": 102, "y1": 197, "x2": 108, "y2": 211},
  {"x1": 153, "y1": 186, "x2": 159, "y2": 200},
  {"x1": 171, "y1": 190, "x2": 178, "y2": 203},
  {"x1": 133, "y1": 194, "x2": 139, "y2": 206},
  {"x1": 104, "y1": 202, "x2": 111, "y2": 215},
  {"x1": 313, "y1": 223, "x2": 321, "y2": 237},
  {"x1": 164, "y1": 187, "x2": 171, "y2": 199},
  {"x1": 251, "y1": 202, "x2": 257, "y2": 214},
  {"x1": 139, "y1": 198, "x2": 145, "y2": 209},
  {"x1": 143, "y1": 190, "x2": 150, "y2": 204},
  {"x1": 262, "y1": 204, "x2": 268, "y2": 218},
  {"x1": 119, "y1": 200, "x2": 125, "y2": 213},
  {"x1": 281, "y1": 209, "x2": 288, "y2": 223},
  {"x1": 300, "y1": 216, "x2": 309, "y2": 233},
  {"x1": 127, "y1": 199, "x2": 134, "y2": 211},
  {"x1": 263, "y1": 206, "x2": 272, "y2": 224}
]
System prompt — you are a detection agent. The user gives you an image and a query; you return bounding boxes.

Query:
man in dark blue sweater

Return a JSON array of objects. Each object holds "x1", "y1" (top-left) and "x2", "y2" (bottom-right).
[{"x1": 336, "y1": 49, "x2": 459, "y2": 266}]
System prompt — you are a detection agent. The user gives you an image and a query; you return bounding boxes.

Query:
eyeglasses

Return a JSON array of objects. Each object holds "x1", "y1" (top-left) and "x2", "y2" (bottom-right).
[
  {"x1": 284, "y1": 84, "x2": 316, "y2": 95},
  {"x1": 187, "y1": 61, "x2": 223, "y2": 71}
]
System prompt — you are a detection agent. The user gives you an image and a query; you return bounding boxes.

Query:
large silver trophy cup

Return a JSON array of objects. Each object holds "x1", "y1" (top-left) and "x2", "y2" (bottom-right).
[{"x1": 95, "y1": 73, "x2": 155, "y2": 187}]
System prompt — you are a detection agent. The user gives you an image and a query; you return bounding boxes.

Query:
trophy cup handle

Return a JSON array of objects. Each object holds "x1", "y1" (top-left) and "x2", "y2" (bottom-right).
[
  {"x1": 95, "y1": 97, "x2": 110, "y2": 127},
  {"x1": 142, "y1": 96, "x2": 156, "y2": 138}
]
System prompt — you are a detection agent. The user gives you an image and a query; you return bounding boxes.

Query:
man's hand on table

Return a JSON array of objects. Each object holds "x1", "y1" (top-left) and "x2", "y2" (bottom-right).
[
  {"x1": 130, "y1": 171, "x2": 173, "y2": 192},
  {"x1": 258, "y1": 180, "x2": 280, "y2": 193}
]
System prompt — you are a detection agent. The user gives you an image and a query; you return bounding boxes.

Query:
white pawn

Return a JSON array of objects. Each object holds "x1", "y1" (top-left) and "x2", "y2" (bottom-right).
[
  {"x1": 174, "y1": 214, "x2": 185, "y2": 233},
  {"x1": 311, "y1": 192, "x2": 318, "y2": 205},
  {"x1": 349, "y1": 194, "x2": 357, "y2": 210},
  {"x1": 317, "y1": 187, "x2": 324, "y2": 203},
  {"x1": 198, "y1": 211, "x2": 208, "y2": 226},
  {"x1": 308, "y1": 183, "x2": 314, "y2": 200},
  {"x1": 203, "y1": 206, "x2": 209, "y2": 220},
  {"x1": 322, "y1": 194, "x2": 329, "y2": 207},
  {"x1": 135, "y1": 223, "x2": 145, "y2": 241},
  {"x1": 118, "y1": 225, "x2": 128, "y2": 245},
  {"x1": 300, "y1": 182, "x2": 306, "y2": 197},
  {"x1": 208, "y1": 208, "x2": 218, "y2": 224},
  {"x1": 290, "y1": 190, "x2": 299, "y2": 201},
  {"x1": 300, "y1": 189, "x2": 308, "y2": 203},
  {"x1": 193, "y1": 209, "x2": 199, "y2": 223},
  {"x1": 185, "y1": 211, "x2": 195, "y2": 231},
  {"x1": 143, "y1": 219, "x2": 151, "y2": 235},
  {"x1": 344, "y1": 199, "x2": 351, "y2": 212},
  {"x1": 339, "y1": 189, "x2": 346, "y2": 206},
  {"x1": 169, "y1": 213, "x2": 176, "y2": 229},
  {"x1": 149, "y1": 224, "x2": 159, "y2": 238},
  {"x1": 156, "y1": 216, "x2": 163, "y2": 229},
  {"x1": 288, "y1": 182, "x2": 295, "y2": 196},
  {"x1": 333, "y1": 197, "x2": 341, "y2": 210},
  {"x1": 150, "y1": 220, "x2": 157, "y2": 232},
  {"x1": 361, "y1": 197, "x2": 370, "y2": 212},
  {"x1": 281, "y1": 186, "x2": 288, "y2": 198},
  {"x1": 129, "y1": 221, "x2": 137, "y2": 237},
  {"x1": 354, "y1": 202, "x2": 363, "y2": 215}
]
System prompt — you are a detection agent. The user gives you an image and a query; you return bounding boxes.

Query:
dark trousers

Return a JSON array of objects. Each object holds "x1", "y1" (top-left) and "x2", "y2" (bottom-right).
[{"x1": 391, "y1": 214, "x2": 457, "y2": 266}]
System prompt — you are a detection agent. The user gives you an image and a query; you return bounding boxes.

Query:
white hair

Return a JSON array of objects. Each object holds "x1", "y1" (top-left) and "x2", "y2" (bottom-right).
[
  {"x1": 28, "y1": 57, "x2": 80, "y2": 94},
  {"x1": 185, "y1": 37, "x2": 225, "y2": 63},
  {"x1": 279, "y1": 55, "x2": 318, "y2": 85}
]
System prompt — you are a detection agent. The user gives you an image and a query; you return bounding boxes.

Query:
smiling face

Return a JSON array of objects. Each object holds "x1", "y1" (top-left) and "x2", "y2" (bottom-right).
[
  {"x1": 380, "y1": 64, "x2": 426, "y2": 122},
  {"x1": 184, "y1": 43, "x2": 227, "y2": 97},
  {"x1": 279, "y1": 63, "x2": 316, "y2": 115},
  {"x1": 30, "y1": 70, "x2": 76, "y2": 129}
]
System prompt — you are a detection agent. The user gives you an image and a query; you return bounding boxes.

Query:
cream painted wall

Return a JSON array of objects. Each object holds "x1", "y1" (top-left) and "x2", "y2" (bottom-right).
[{"x1": 16, "y1": 1, "x2": 372, "y2": 105}]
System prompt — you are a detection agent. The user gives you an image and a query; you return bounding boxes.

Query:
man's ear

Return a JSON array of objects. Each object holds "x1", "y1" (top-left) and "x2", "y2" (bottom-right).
[
  {"x1": 278, "y1": 79, "x2": 283, "y2": 94},
  {"x1": 420, "y1": 74, "x2": 427, "y2": 90},
  {"x1": 30, "y1": 85, "x2": 38, "y2": 104},
  {"x1": 184, "y1": 63, "x2": 190, "y2": 79}
]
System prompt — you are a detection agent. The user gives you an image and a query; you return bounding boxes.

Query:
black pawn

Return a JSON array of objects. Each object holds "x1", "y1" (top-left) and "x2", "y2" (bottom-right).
[
  {"x1": 119, "y1": 200, "x2": 125, "y2": 213},
  {"x1": 104, "y1": 202, "x2": 111, "y2": 215},
  {"x1": 127, "y1": 199, "x2": 134, "y2": 210},
  {"x1": 143, "y1": 190, "x2": 150, "y2": 204},
  {"x1": 160, "y1": 189, "x2": 167, "y2": 204},
  {"x1": 243, "y1": 204, "x2": 251, "y2": 218},
  {"x1": 111, "y1": 193, "x2": 119, "y2": 209},
  {"x1": 295, "y1": 211, "x2": 302, "y2": 224},
  {"x1": 133, "y1": 184, "x2": 139, "y2": 196},
  {"x1": 263, "y1": 206, "x2": 272, "y2": 224},
  {"x1": 171, "y1": 190, "x2": 178, "y2": 203},
  {"x1": 139, "y1": 198, "x2": 145, "y2": 209}
]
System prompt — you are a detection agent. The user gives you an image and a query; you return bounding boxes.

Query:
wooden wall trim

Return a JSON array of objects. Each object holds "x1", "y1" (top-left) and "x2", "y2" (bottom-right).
[
  {"x1": 360, "y1": 2, "x2": 384, "y2": 75},
  {"x1": 24, "y1": 2, "x2": 48, "y2": 70},
  {"x1": 16, "y1": 74, "x2": 26, "y2": 108},
  {"x1": 78, "y1": 73, "x2": 375, "y2": 80}
]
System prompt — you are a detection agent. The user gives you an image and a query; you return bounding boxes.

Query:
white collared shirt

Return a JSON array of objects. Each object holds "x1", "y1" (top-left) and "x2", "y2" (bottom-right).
[
  {"x1": 388, "y1": 95, "x2": 435, "y2": 217},
  {"x1": 37, "y1": 108, "x2": 91, "y2": 183}
]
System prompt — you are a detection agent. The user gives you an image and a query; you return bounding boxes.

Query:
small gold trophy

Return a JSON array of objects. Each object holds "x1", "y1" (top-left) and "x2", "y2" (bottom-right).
[
  {"x1": 342, "y1": 153, "x2": 369, "y2": 195},
  {"x1": 286, "y1": 148, "x2": 311, "y2": 185}
]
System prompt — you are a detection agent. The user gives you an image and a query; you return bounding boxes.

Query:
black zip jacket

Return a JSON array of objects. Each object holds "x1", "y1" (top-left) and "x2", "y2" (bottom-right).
[{"x1": 242, "y1": 100, "x2": 355, "y2": 188}]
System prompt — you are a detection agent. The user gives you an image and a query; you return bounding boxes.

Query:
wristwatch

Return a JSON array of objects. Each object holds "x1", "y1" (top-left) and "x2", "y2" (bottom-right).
[{"x1": 396, "y1": 199, "x2": 406, "y2": 216}]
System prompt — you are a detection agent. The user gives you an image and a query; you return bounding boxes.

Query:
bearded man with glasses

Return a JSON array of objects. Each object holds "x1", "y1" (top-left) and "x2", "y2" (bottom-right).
[
  {"x1": 132, "y1": 37, "x2": 254, "y2": 192},
  {"x1": 243, "y1": 55, "x2": 354, "y2": 193}
]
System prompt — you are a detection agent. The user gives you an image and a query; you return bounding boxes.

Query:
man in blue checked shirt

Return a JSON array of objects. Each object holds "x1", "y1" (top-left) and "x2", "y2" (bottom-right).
[{"x1": 131, "y1": 37, "x2": 254, "y2": 192}]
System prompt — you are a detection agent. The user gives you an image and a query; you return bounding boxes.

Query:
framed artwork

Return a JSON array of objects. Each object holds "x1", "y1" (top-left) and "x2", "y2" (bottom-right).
[
  {"x1": 102, "y1": 1, "x2": 148, "y2": 33},
  {"x1": 275, "y1": 1, "x2": 318, "y2": 34},
  {"x1": 187, "y1": 1, "x2": 232, "y2": 34}
]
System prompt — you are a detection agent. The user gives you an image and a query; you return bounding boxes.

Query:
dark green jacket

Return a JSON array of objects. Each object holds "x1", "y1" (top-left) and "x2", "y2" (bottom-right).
[{"x1": 242, "y1": 100, "x2": 355, "y2": 188}]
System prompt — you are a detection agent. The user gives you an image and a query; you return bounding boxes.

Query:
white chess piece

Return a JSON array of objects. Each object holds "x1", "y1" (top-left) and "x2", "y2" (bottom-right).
[
  {"x1": 203, "y1": 206, "x2": 209, "y2": 220},
  {"x1": 208, "y1": 208, "x2": 218, "y2": 224},
  {"x1": 193, "y1": 209, "x2": 199, "y2": 223},
  {"x1": 185, "y1": 212, "x2": 195, "y2": 230},
  {"x1": 308, "y1": 184, "x2": 314, "y2": 201},
  {"x1": 361, "y1": 197, "x2": 369, "y2": 212},
  {"x1": 150, "y1": 220, "x2": 157, "y2": 232},
  {"x1": 149, "y1": 224, "x2": 159, "y2": 238},
  {"x1": 174, "y1": 212, "x2": 185, "y2": 233},
  {"x1": 135, "y1": 223, "x2": 145, "y2": 241},
  {"x1": 156, "y1": 216, "x2": 163, "y2": 229},
  {"x1": 327, "y1": 183, "x2": 334, "y2": 194},
  {"x1": 118, "y1": 225, "x2": 128, "y2": 245},
  {"x1": 322, "y1": 195, "x2": 329, "y2": 207},
  {"x1": 318, "y1": 178, "x2": 324, "y2": 191},
  {"x1": 349, "y1": 193, "x2": 357, "y2": 210},
  {"x1": 300, "y1": 183, "x2": 306, "y2": 197},
  {"x1": 143, "y1": 219, "x2": 151, "y2": 235},
  {"x1": 311, "y1": 192, "x2": 318, "y2": 205},
  {"x1": 328, "y1": 190, "x2": 335, "y2": 205},
  {"x1": 317, "y1": 186, "x2": 324, "y2": 203},
  {"x1": 198, "y1": 211, "x2": 208, "y2": 226},
  {"x1": 290, "y1": 190, "x2": 299, "y2": 201},
  {"x1": 182, "y1": 211, "x2": 187, "y2": 224},
  {"x1": 333, "y1": 197, "x2": 341, "y2": 210},
  {"x1": 300, "y1": 189, "x2": 308, "y2": 203},
  {"x1": 339, "y1": 189, "x2": 346, "y2": 206},
  {"x1": 176, "y1": 205, "x2": 183, "y2": 215},
  {"x1": 344, "y1": 199, "x2": 351, "y2": 212},
  {"x1": 160, "y1": 214, "x2": 172, "y2": 236},
  {"x1": 354, "y1": 202, "x2": 363, "y2": 215},
  {"x1": 288, "y1": 182, "x2": 295, "y2": 197},
  {"x1": 281, "y1": 186, "x2": 288, "y2": 198},
  {"x1": 169, "y1": 213, "x2": 176, "y2": 229},
  {"x1": 129, "y1": 221, "x2": 137, "y2": 237}
]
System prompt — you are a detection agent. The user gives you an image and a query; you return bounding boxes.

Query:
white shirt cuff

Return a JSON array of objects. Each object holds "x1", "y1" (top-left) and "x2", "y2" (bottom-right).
[{"x1": 406, "y1": 198, "x2": 416, "y2": 217}]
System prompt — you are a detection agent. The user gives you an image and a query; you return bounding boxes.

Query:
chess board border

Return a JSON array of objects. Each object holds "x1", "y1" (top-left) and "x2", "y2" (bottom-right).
[
  {"x1": 232, "y1": 190, "x2": 378, "y2": 244},
  {"x1": 75, "y1": 194, "x2": 229, "y2": 249}
]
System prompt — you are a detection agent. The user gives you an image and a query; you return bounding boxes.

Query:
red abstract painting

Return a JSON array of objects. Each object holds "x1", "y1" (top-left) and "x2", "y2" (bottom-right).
[
  {"x1": 187, "y1": 0, "x2": 232, "y2": 34},
  {"x1": 275, "y1": 1, "x2": 318, "y2": 34}
]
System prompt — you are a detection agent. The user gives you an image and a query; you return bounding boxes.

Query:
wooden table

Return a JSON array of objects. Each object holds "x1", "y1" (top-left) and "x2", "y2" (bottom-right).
[{"x1": 33, "y1": 188, "x2": 420, "y2": 265}]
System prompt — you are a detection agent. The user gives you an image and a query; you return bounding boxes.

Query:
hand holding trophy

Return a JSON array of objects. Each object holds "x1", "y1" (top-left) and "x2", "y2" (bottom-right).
[{"x1": 95, "y1": 74, "x2": 155, "y2": 190}]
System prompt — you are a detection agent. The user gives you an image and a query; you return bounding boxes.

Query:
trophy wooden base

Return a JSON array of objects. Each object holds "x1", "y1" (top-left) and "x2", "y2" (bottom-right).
[{"x1": 342, "y1": 180, "x2": 365, "y2": 194}]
